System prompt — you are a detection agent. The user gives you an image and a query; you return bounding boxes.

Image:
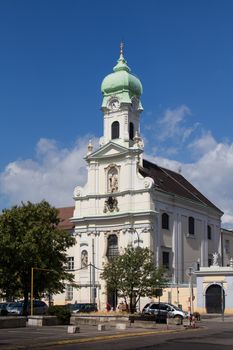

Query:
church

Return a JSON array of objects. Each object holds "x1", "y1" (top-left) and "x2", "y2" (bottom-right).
[{"x1": 53, "y1": 46, "x2": 223, "y2": 311}]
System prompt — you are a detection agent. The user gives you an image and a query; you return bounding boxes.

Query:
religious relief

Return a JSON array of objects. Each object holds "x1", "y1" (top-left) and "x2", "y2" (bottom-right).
[
  {"x1": 81, "y1": 250, "x2": 88, "y2": 268},
  {"x1": 103, "y1": 196, "x2": 119, "y2": 213}
]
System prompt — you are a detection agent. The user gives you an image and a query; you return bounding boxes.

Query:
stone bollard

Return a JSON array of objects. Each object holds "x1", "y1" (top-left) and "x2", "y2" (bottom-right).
[
  {"x1": 116, "y1": 323, "x2": 126, "y2": 330},
  {"x1": 67, "y1": 325, "x2": 80, "y2": 334},
  {"x1": 28, "y1": 316, "x2": 43, "y2": 327},
  {"x1": 98, "y1": 324, "x2": 106, "y2": 331}
]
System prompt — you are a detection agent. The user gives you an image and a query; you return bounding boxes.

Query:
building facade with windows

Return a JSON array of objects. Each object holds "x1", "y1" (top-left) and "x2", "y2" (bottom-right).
[
  {"x1": 221, "y1": 228, "x2": 233, "y2": 266},
  {"x1": 53, "y1": 48, "x2": 223, "y2": 310}
]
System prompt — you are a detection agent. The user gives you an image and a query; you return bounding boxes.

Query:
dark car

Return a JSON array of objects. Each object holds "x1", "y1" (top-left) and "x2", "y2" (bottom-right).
[
  {"x1": 7, "y1": 300, "x2": 48, "y2": 315},
  {"x1": 69, "y1": 303, "x2": 98, "y2": 313},
  {"x1": 6, "y1": 302, "x2": 23, "y2": 315}
]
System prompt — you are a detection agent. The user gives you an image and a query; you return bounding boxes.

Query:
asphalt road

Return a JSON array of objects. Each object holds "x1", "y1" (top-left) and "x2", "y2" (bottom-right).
[{"x1": 1, "y1": 317, "x2": 233, "y2": 350}]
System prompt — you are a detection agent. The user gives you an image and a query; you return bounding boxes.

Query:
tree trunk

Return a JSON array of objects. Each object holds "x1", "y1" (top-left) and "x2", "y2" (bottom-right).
[
  {"x1": 129, "y1": 294, "x2": 134, "y2": 314},
  {"x1": 23, "y1": 288, "x2": 29, "y2": 316}
]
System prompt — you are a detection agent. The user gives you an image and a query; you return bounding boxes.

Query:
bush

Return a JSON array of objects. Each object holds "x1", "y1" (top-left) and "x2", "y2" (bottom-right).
[{"x1": 47, "y1": 305, "x2": 71, "y2": 324}]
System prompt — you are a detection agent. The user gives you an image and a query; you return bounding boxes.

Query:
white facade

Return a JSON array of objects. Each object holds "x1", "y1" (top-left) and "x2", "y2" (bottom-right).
[{"x1": 53, "y1": 50, "x2": 223, "y2": 310}]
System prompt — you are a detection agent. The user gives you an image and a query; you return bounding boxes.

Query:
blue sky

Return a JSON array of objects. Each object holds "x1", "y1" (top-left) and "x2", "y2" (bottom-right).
[{"x1": 1, "y1": 0, "x2": 233, "y2": 227}]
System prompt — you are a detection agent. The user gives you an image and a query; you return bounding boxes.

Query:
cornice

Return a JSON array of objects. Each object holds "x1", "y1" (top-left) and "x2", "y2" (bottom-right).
[{"x1": 71, "y1": 210, "x2": 157, "y2": 224}]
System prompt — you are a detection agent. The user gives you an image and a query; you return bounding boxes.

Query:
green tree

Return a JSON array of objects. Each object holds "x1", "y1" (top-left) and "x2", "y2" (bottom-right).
[
  {"x1": 0, "y1": 201, "x2": 75, "y2": 314},
  {"x1": 101, "y1": 246, "x2": 168, "y2": 313}
]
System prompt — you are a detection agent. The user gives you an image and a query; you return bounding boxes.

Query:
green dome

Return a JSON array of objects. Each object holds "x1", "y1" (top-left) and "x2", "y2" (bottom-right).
[{"x1": 101, "y1": 51, "x2": 143, "y2": 103}]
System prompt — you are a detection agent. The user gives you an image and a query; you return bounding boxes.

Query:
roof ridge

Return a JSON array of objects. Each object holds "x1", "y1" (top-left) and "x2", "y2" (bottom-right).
[{"x1": 159, "y1": 166, "x2": 209, "y2": 207}]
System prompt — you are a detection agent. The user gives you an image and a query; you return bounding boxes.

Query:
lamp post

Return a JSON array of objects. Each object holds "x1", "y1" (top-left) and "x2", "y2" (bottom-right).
[
  {"x1": 156, "y1": 278, "x2": 161, "y2": 323},
  {"x1": 186, "y1": 267, "x2": 194, "y2": 324}
]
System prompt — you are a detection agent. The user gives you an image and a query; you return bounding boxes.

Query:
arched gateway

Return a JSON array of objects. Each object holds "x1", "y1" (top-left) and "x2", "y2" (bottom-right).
[{"x1": 206, "y1": 284, "x2": 225, "y2": 313}]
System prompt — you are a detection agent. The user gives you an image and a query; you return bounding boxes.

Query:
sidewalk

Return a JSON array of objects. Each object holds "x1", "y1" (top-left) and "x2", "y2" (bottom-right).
[{"x1": 0, "y1": 321, "x2": 195, "y2": 350}]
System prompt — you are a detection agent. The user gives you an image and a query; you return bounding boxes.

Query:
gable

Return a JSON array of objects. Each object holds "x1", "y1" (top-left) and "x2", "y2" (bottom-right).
[{"x1": 86, "y1": 141, "x2": 140, "y2": 160}]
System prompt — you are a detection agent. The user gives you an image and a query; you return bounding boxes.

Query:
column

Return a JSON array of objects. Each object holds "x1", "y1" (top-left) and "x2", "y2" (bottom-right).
[
  {"x1": 172, "y1": 212, "x2": 178, "y2": 284},
  {"x1": 201, "y1": 219, "x2": 208, "y2": 267},
  {"x1": 154, "y1": 213, "x2": 160, "y2": 267},
  {"x1": 172, "y1": 212, "x2": 183, "y2": 283}
]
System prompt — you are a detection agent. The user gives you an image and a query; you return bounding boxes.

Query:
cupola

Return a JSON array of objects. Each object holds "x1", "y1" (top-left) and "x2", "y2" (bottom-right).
[{"x1": 101, "y1": 44, "x2": 143, "y2": 108}]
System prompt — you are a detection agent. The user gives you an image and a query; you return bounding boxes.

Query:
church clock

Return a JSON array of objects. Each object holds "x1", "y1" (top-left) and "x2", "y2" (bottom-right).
[{"x1": 109, "y1": 98, "x2": 120, "y2": 111}]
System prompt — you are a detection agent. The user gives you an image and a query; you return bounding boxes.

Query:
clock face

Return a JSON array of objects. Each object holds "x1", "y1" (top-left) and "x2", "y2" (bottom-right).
[{"x1": 110, "y1": 99, "x2": 120, "y2": 111}]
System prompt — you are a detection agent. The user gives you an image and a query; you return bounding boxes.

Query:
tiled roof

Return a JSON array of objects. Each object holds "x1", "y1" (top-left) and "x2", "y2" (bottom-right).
[
  {"x1": 57, "y1": 206, "x2": 75, "y2": 230},
  {"x1": 140, "y1": 159, "x2": 223, "y2": 214}
]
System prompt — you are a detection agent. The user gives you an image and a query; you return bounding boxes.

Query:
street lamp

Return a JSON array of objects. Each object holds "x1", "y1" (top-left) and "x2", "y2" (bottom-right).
[
  {"x1": 128, "y1": 227, "x2": 141, "y2": 247},
  {"x1": 186, "y1": 267, "x2": 194, "y2": 324}
]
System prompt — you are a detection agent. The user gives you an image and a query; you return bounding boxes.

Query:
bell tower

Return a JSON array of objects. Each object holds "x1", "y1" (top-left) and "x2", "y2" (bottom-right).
[{"x1": 100, "y1": 43, "x2": 143, "y2": 148}]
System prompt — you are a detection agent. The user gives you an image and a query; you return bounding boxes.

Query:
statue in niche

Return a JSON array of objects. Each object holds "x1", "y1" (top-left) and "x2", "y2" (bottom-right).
[
  {"x1": 110, "y1": 174, "x2": 118, "y2": 192},
  {"x1": 81, "y1": 250, "x2": 88, "y2": 268},
  {"x1": 108, "y1": 168, "x2": 118, "y2": 193}
]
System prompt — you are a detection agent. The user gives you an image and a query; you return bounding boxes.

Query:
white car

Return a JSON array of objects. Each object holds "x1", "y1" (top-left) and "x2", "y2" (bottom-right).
[{"x1": 142, "y1": 302, "x2": 188, "y2": 322}]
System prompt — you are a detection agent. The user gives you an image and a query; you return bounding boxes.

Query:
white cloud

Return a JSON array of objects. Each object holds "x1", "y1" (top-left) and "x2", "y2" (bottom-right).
[
  {"x1": 143, "y1": 105, "x2": 201, "y2": 158},
  {"x1": 183, "y1": 142, "x2": 233, "y2": 227},
  {"x1": 0, "y1": 136, "x2": 98, "y2": 209},
  {"x1": 188, "y1": 131, "x2": 217, "y2": 156},
  {"x1": 145, "y1": 153, "x2": 182, "y2": 172},
  {"x1": 157, "y1": 105, "x2": 192, "y2": 141}
]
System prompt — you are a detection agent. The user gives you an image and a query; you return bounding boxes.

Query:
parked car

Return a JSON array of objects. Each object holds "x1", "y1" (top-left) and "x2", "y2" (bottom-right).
[
  {"x1": 142, "y1": 302, "x2": 188, "y2": 322},
  {"x1": 31, "y1": 300, "x2": 48, "y2": 315},
  {"x1": 6, "y1": 302, "x2": 23, "y2": 315},
  {"x1": 7, "y1": 300, "x2": 48, "y2": 315},
  {"x1": 68, "y1": 303, "x2": 98, "y2": 313},
  {"x1": 4, "y1": 302, "x2": 14, "y2": 313}
]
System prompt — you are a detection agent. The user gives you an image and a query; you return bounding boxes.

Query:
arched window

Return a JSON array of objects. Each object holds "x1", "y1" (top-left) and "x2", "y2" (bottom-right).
[
  {"x1": 162, "y1": 213, "x2": 169, "y2": 230},
  {"x1": 129, "y1": 122, "x2": 134, "y2": 140},
  {"x1": 188, "y1": 216, "x2": 195, "y2": 235},
  {"x1": 207, "y1": 225, "x2": 211, "y2": 240},
  {"x1": 106, "y1": 234, "x2": 118, "y2": 260},
  {"x1": 111, "y1": 121, "x2": 119, "y2": 139},
  {"x1": 81, "y1": 250, "x2": 88, "y2": 268}
]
